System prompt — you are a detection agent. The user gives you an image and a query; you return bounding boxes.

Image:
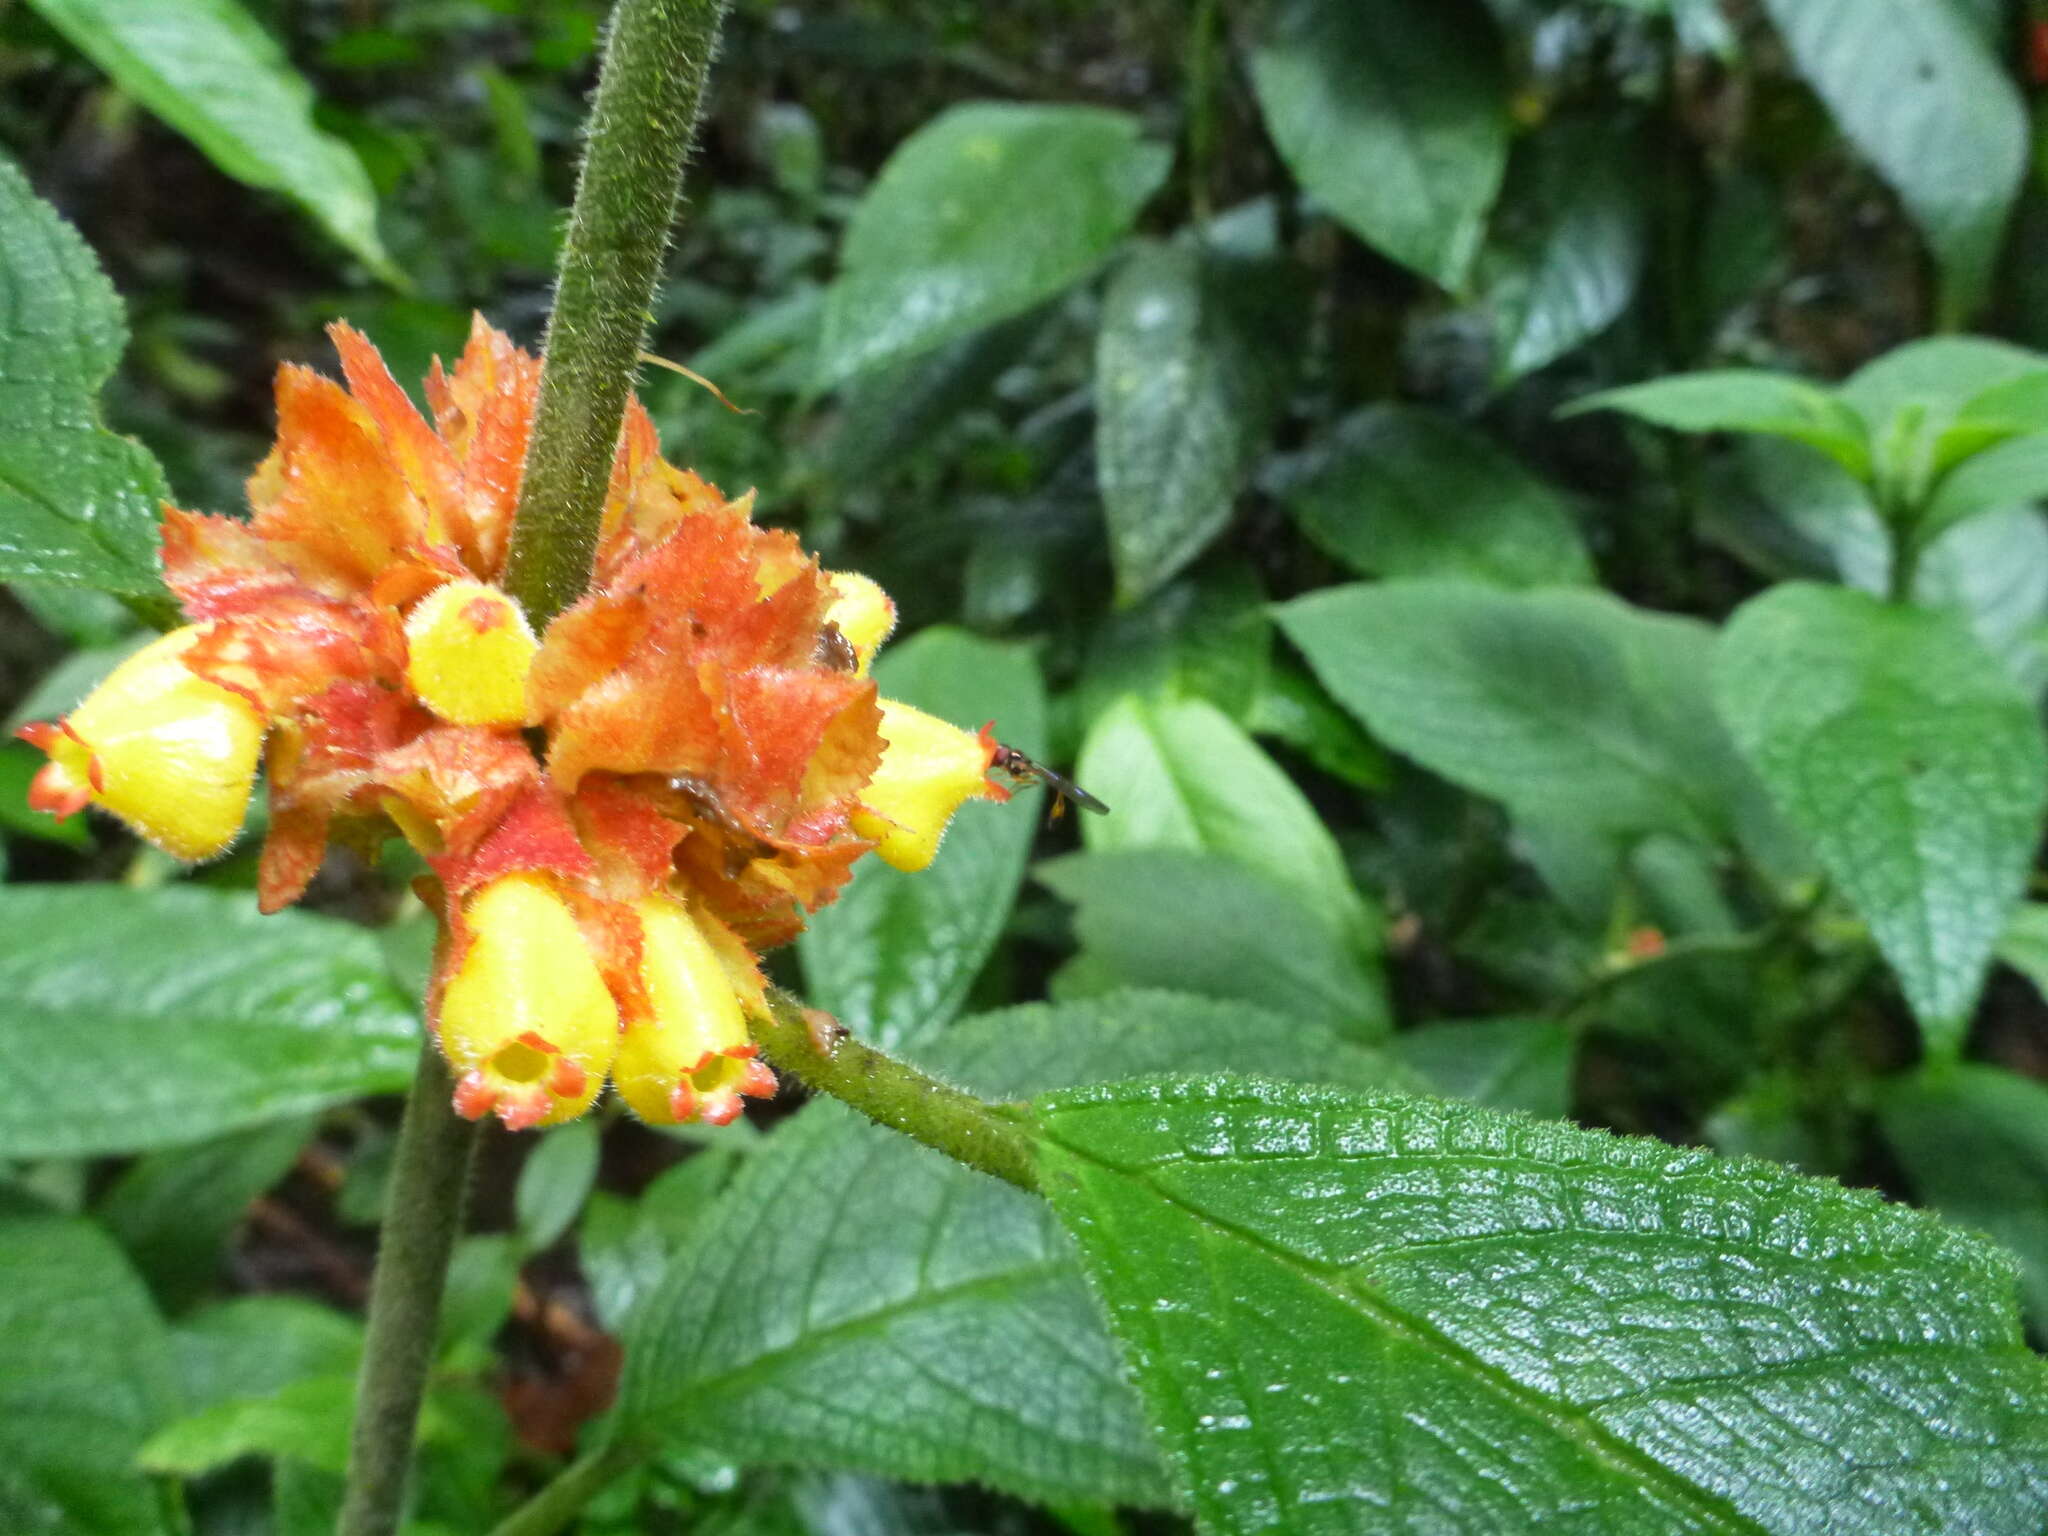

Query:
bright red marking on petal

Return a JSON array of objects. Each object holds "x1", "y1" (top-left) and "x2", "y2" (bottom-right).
[
  {"x1": 14, "y1": 721, "x2": 57, "y2": 750},
  {"x1": 726, "y1": 1041, "x2": 759, "y2": 1060},
  {"x1": 461, "y1": 595, "x2": 507, "y2": 633},
  {"x1": 86, "y1": 755, "x2": 106, "y2": 794},
  {"x1": 740, "y1": 1060, "x2": 778, "y2": 1099},
  {"x1": 499, "y1": 1092, "x2": 549, "y2": 1132},
  {"x1": 26, "y1": 761, "x2": 90, "y2": 820},
  {"x1": 516, "y1": 1030, "x2": 559, "y2": 1055},
  {"x1": 453, "y1": 1070, "x2": 498, "y2": 1120},
  {"x1": 549, "y1": 1056, "x2": 588, "y2": 1099},
  {"x1": 699, "y1": 1091, "x2": 744, "y2": 1127},
  {"x1": 668, "y1": 1079, "x2": 699, "y2": 1124}
]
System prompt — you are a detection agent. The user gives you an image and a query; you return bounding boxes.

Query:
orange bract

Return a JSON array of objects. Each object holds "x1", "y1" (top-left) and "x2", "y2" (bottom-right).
[{"x1": 17, "y1": 316, "x2": 1010, "y2": 1132}]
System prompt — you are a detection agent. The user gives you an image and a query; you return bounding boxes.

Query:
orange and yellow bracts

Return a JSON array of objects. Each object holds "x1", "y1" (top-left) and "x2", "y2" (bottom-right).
[{"x1": 17, "y1": 318, "x2": 1009, "y2": 1130}]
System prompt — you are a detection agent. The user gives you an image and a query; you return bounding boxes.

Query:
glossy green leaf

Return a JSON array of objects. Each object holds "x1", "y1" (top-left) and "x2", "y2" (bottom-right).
[
  {"x1": 98, "y1": 1116, "x2": 312, "y2": 1310},
  {"x1": 798, "y1": 629, "x2": 1046, "y2": 1049},
  {"x1": 1277, "y1": 580, "x2": 1759, "y2": 848},
  {"x1": 1883, "y1": 1063, "x2": 2048, "y2": 1334},
  {"x1": 170, "y1": 1294, "x2": 361, "y2": 1412},
  {"x1": 0, "y1": 886, "x2": 420, "y2": 1157},
  {"x1": 1392, "y1": 1016, "x2": 1573, "y2": 1118},
  {"x1": 1248, "y1": 0, "x2": 1508, "y2": 287},
  {"x1": 514, "y1": 1117, "x2": 600, "y2": 1253},
  {"x1": 26, "y1": 0, "x2": 392, "y2": 277},
  {"x1": 1039, "y1": 850, "x2": 1390, "y2": 1041},
  {"x1": 580, "y1": 1148, "x2": 738, "y2": 1332},
  {"x1": 1922, "y1": 431, "x2": 2048, "y2": 543},
  {"x1": 1279, "y1": 407, "x2": 1591, "y2": 587},
  {"x1": 0, "y1": 1215, "x2": 177, "y2": 1535},
  {"x1": 1075, "y1": 694, "x2": 1377, "y2": 960},
  {"x1": 1716, "y1": 583, "x2": 2047, "y2": 1051},
  {"x1": 616, "y1": 992, "x2": 1408, "y2": 1506},
  {"x1": 140, "y1": 1374, "x2": 356, "y2": 1476},
  {"x1": 1761, "y1": 0, "x2": 2023, "y2": 319},
  {"x1": 1568, "y1": 369, "x2": 1871, "y2": 480},
  {"x1": 1996, "y1": 902, "x2": 2048, "y2": 1000},
  {"x1": 1076, "y1": 563, "x2": 1273, "y2": 726},
  {"x1": 0, "y1": 157, "x2": 168, "y2": 595},
  {"x1": 817, "y1": 103, "x2": 1169, "y2": 383},
  {"x1": 1481, "y1": 116, "x2": 1651, "y2": 383},
  {"x1": 1096, "y1": 241, "x2": 1298, "y2": 603},
  {"x1": 1039, "y1": 1076, "x2": 2048, "y2": 1535},
  {"x1": 1242, "y1": 662, "x2": 1392, "y2": 792}
]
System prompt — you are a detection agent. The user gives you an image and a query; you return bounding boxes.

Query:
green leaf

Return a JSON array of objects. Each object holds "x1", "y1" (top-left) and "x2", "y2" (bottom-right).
[
  {"x1": 170, "y1": 1294, "x2": 361, "y2": 1411},
  {"x1": 1842, "y1": 336, "x2": 2045, "y2": 430},
  {"x1": 1715, "y1": 583, "x2": 2048, "y2": 1051},
  {"x1": 0, "y1": 1215, "x2": 177, "y2": 1535},
  {"x1": 1882, "y1": 1063, "x2": 2048, "y2": 1335},
  {"x1": 1277, "y1": 580, "x2": 1757, "y2": 848},
  {"x1": 1761, "y1": 0, "x2": 2024, "y2": 320},
  {"x1": 140, "y1": 1373, "x2": 356, "y2": 1476},
  {"x1": 580, "y1": 1148, "x2": 738, "y2": 1331},
  {"x1": 0, "y1": 886, "x2": 420, "y2": 1157},
  {"x1": 1996, "y1": 902, "x2": 2048, "y2": 1000},
  {"x1": 817, "y1": 103, "x2": 1169, "y2": 383},
  {"x1": 1248, "y1": 0, "x2": 1508, "y2": 287},
  {"x1": 1568, "y1": 369, "x2": 1872, "y2": 481},
  {"x1": 1922, "y1": 431, "x2": 2048, "y2": 543},
  {"x1": 1480, "y1": 115, "x2": 1651, "y2": 383},
  {"x1": 1075, "y1": 695, "x2": 1377, "y2": 961},
  {"x1": 798, "y1": 629, "x2": 1046, "y2": 1049},
  {"x1": 514, "y1": 1117, "x2": 600, "y2": 1253},
  {"x1": 1242, "y1": 662, "x2": 1392, "y2": 792},
  {"x1": 1037, "y1": 851, "x2": 1390, "y2": 1041},
  {"x1": 1038, "y1": 1076, "x2": 2048, "y2": 1536},
  {"x1": 1278, "y1": 406, "x2": 1592, "y2": 587},
  {"x1": 0, "y1": 156, "x2": 168, "y2": 596},
  {"x1": 26, "y1": 0, "x2": 392, "y2": 277},
  {"x1": 97, "y1": 1115, "x2": 312, "y2": 1310},
  {"x1": 616, "y1": 992, "x2": 1408, "y2": 1507},
  {"x1": 1076, "y1": 562, "x2": 1273, "y2": 726},
  {"x1": 1392, "y1": 1016, "x2": 1573, "y2": 1117},
  {"x1": 1096, "y1": 241, "x2": 1298, "y2": 603}
]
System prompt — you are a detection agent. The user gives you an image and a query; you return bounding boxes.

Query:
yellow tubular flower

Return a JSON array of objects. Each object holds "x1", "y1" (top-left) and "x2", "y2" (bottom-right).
[
  {"x1": 439, "y1": 874, "x2": 617, "y2": 1129},
  {"x1": 18, "y1": 625, "x2": 264, "y2": 861},
  {"x1": 823, "y1": 571, "x2": 896, "y2": 674},
  {"x1": 850, "y1": 699, "x2": 995, "y2": 873},
  {"x1": 404, "y1": 579, "x2": 538, "y2": 726},
  {"x1": 613, "y1": 895, "x2": 776, "y2": 1127}
]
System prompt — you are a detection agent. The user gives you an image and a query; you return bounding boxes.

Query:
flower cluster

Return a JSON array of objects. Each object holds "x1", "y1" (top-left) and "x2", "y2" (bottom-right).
[{"x1": 21, "y1": 319, "x2": 1012, "y2": 1130}]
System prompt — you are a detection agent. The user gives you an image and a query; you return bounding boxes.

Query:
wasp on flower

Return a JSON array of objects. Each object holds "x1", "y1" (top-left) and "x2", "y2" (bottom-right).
[{"x1": 17, "y1": 318, "x2": 1048, "y2": 1133}]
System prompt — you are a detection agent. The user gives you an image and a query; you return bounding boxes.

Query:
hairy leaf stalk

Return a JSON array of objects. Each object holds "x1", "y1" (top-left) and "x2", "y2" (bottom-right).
[
  {"x1": 751, "y1": 991, "x2": 1043, "y2": 1192},
  {"x1": 502, "y1": 0, "x2": 732, "y2": 628}
]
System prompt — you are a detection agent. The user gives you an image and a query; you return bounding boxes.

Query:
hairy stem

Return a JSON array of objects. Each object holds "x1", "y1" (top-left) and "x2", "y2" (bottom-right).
[
  {"x1": 337, "y1": 1045, "x2": 481, "y2": 1536},
  {"x1": 501, "y1": 0, "x2": 730, "y2": 627},
  {"x1": 485, "y1": 1442, "x2": 649, "y2": 1536},
  {"x1": 751, "y1": 991, "x2": 1042, "y2": 1193}
]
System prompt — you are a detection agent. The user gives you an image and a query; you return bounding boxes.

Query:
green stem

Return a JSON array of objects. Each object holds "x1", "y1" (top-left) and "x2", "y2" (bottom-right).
[
  {"x1": 751, "y1": 991, "x2": 1041, "y2": 1193},
  {"x1": 501, "y1": 0, "x2": 731, "y2": 628},
  {"x1": 337, "y1": 1045, "x2": 481, "y2": 1536},
  {"x1": 485, "y1": 1443, "x2": 648, "y2": 1536}
]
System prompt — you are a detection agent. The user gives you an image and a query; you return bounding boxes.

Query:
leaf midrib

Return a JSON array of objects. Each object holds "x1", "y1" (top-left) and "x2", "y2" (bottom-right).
[{"x1": 1043, "y1": 1119, "x2": 1773, "y2": 1536}]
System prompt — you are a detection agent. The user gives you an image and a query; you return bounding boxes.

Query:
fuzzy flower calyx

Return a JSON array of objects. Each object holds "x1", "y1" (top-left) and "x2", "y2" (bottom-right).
[{"x1": 18, "y1": 318, "x2": 1016, "y2": 1131}]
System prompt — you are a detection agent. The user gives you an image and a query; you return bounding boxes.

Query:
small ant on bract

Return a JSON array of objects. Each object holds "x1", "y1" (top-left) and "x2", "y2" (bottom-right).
[{"x1": 988, "y1": 739, "x2": 1110, "y2": 820}]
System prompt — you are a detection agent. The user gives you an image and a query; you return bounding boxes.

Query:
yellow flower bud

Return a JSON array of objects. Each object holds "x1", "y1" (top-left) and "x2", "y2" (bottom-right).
[
  {"x1": 404, "y1": 579, "x2": 538, "y2": 727},
  {"x1": 823, "y1": 571, "x2": 896, "y2": 674},
  {"x1": 850, "y1": 699, "x2": 995, "y2": 873},
  {"x1": 613, "y1": 895, "x2": 775, "y2": 1127},
  {"x1": 18, "y1": 625, "x2": 264, "y2": 861},
  {"x1": 439, "y1": 874, "x2": 617, "y2": 1130}
]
